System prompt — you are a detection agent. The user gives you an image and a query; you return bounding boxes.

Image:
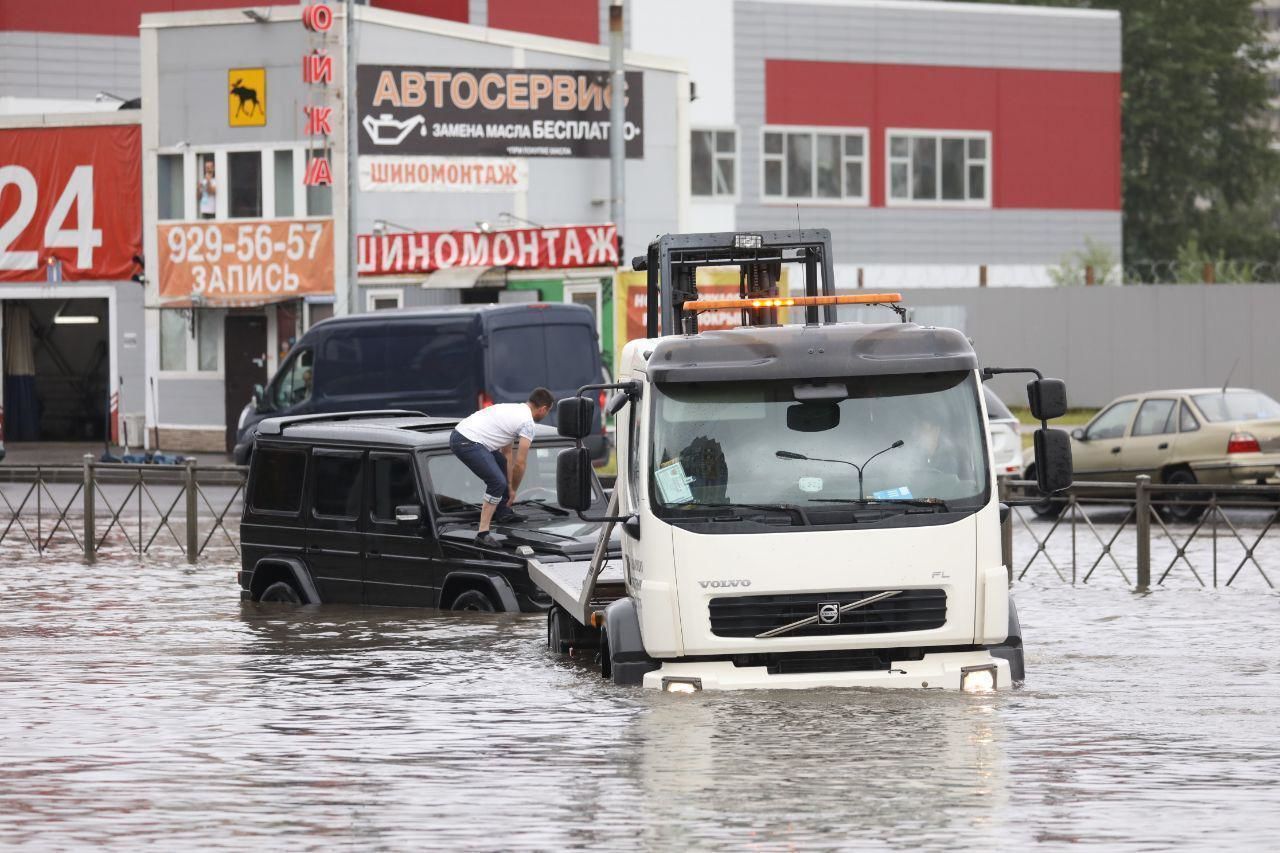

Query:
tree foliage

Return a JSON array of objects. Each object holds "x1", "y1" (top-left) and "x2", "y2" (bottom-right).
[{"x1": 965, "y1": 0, "x2": 1280, "y2": 265}]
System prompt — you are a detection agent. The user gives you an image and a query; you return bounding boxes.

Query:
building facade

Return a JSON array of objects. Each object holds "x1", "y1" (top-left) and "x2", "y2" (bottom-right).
[{"x1": 140, "y1": 4, "x2": 687, "y2": 451}]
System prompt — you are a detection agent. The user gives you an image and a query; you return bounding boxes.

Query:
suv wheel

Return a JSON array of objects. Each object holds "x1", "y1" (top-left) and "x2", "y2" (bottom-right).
[
  {"x1": 259, "y1": 580, "x2": 303, "y2": 604},
  {"x1": 450, "y1": 589, "x2": 497, "y2": 612}
]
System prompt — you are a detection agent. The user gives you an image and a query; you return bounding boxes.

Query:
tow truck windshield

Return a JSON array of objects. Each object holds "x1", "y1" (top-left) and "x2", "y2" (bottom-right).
[{"x1": 649, "y1": 371, "x2": 988, "y2": 524}]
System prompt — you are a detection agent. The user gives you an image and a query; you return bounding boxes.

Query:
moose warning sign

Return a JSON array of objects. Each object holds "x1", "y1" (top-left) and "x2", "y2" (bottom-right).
[{"x1": 228, "y1": 68, "x2": 266, "y2": 127}]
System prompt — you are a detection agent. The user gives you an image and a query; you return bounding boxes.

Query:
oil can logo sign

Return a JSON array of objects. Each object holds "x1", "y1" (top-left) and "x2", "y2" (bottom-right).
[
  {"x1": 357, "y1": 65, "x2": 643, "y2": 158},
  {"x1": 228, "y1": 68, "x2": 266, "y2": 127}
]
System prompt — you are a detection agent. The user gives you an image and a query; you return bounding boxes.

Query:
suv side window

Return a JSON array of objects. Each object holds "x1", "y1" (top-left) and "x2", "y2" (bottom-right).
[
  {"x1": 272, "y1": 349, "x2": 313, "y2": 410},
  {"x1": 250, "y1": 447, "x2": 307, "y2": 513},
  {"x1": 1132, "y1": 399, "x2": 1175, "y2": 437},
  {"x1": 370, "y1": 453, "x2": 420, "y2": 522},
  {"x1": 312, "y1": 450, "x2": 363, "y2": 519},
  {"x1": 1179, "y1": 401, "x2": 1200, "y2": 433},
  {"x1": 1086, "y1": 400, "x2": 1138, "y2": 441}
]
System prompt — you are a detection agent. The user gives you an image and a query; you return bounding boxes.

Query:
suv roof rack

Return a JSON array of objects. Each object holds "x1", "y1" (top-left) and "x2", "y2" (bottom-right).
[{"x1": 257, "y1": 409, "x2": 428, "y2": 436}]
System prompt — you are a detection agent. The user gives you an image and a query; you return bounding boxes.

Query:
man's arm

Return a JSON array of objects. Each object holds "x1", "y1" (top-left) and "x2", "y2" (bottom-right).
[{"x1": 508, "y1": 436, "x2": 533, "y2": 500}]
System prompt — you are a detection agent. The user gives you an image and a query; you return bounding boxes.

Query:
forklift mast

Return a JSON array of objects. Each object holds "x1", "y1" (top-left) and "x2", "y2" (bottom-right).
[{"x1": 632, "y1": 229, "x2": 839, "y2": 337}]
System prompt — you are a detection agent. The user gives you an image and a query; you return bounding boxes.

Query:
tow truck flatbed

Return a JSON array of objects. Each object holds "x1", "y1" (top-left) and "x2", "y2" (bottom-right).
[
  {"x1": 526, "y1": 490, "x2": 626, "y2": 625},
  {"x1": 526, "y1": 557, "x2": 626, "y2": 625}
]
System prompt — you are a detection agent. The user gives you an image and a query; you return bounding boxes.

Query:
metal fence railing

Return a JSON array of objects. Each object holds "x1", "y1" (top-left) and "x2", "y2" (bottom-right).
[
  {"x1": 1001, "y1": 476, "x2": 1280, "y2": 591},
  {"x1": 0, "y1": 455, "x2": 246, "y2": 563}
]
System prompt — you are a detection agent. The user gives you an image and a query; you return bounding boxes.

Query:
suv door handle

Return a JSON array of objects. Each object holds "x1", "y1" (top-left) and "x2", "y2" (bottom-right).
[
  {"x1": 1110, "y1": 447, "x2": 1122, "y2": 454},
  {"x1": 1158, "y1": 442, "x2": 1169, "y2": 450}
]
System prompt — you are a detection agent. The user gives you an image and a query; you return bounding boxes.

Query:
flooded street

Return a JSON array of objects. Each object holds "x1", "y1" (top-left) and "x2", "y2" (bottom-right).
[{"x1": 2, "y1": 558, "x2": 1279, "y2": 850}]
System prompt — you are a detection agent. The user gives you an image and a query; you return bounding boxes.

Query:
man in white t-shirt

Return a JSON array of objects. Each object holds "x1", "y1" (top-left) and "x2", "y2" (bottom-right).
[{"x1": 449, "y1": 387, "x2": 555, "y2": 546}]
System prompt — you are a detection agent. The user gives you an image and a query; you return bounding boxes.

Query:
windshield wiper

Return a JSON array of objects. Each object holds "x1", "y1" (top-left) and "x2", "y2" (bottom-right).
[
  {"x1": 513, "y1": 498, "x2": 570, "y2": 516},
  {"x1": 808, "y1": 497, "x2": 951, "y2": 512},
  {"x1": 679, "y1": 502, "x2": 812, "y2": 526}
]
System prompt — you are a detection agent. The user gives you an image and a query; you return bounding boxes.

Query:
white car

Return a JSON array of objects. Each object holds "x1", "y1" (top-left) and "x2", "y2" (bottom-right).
[{"x1": 985, "y1": 388, "x2": 1023, "y2": 478}]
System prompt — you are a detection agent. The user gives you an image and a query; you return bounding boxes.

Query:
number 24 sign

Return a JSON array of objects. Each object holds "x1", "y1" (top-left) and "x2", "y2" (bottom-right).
[{"x1": 0, "y1": 124, "x2": 141, "y2": 283}]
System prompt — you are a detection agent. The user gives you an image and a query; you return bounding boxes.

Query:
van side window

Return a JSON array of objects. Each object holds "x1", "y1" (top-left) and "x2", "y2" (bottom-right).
[
  {"x1": 273, "y1": 349, "x2": 313, "y2": 409},
  {"x1": 371, "y1": 454, "x2": 420, "y2": 522},
  {"x1": 313, "y1": 451, "x2": 363, "y2": 518},
  {"x1": 251, "y1": 448, "x2": 306, "y2": 513}
]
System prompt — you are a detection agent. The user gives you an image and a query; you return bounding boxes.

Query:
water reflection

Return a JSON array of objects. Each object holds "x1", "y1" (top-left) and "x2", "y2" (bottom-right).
[{"x1": 0, "y1": 561, "x2": 1278, "y2": 848}]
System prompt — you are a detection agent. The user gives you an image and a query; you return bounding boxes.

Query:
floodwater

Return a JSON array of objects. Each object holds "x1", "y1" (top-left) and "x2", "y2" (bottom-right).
[{"x1": 2, "y1": 559, "x2": 1279, "y2": 851}]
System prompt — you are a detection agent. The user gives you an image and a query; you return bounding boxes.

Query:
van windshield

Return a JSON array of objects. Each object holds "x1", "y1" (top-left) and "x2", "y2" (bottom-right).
[{"x1": 649, "y1": 371, "x2": 988, "y2": 518}]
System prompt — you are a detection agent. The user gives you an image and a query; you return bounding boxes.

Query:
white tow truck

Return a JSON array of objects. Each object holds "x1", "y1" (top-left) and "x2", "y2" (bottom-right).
[{"x1": 529, "y1": 230, "x2": 1072, "y2": 693}]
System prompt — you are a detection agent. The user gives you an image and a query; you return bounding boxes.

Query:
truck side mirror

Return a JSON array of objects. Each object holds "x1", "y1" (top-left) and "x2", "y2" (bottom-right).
[
  {"x1": 1034, "y1": 429, "x2": 1073, "y2": 493},
  {"x1": 556, "y1": 397, "x2": 595, "y2": 439},
  {"x1": 1027, "y1": 379, "x2": 1068, "y2": 421},
  {"x1": 556, "y1": 447, "x2": 593, "y2": 511},
  {"x1": 395, "y1": 504, "x2": 422, "y2": 525}
]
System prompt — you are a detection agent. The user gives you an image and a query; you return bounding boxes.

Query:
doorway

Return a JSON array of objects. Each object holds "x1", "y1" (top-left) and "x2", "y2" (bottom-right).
[
  {"x1": 3, "y1": 298, "x2": 110, "y2": 442},
  {"x1": 223, "y1": 313, "x2": 267, "y2": 451}
]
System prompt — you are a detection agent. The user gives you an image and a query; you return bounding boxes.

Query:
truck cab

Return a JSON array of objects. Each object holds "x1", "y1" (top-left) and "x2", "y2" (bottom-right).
[{"x1": 532, "y1": 230, "x2": 1071, "y2": 692}]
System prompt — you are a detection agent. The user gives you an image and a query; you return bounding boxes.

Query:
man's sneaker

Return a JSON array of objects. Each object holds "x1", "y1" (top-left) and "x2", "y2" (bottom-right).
[
  {"x1": 493, "y1": 510, "x2": 526, "y2": 524},
  {"x1": 475, "y1": 531, "x2": 500, "y2": 548}
]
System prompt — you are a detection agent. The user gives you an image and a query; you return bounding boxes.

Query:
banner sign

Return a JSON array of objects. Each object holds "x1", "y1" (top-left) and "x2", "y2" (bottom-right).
[
  {"x1": 158, "y1": 219, "x2": 334, "y2": 304},
  {"x1": 358, "y1": 155, "x2": 529, "y2": 192},
  {"x1": 358, "y1": 224, "x2": 618, "y2": 276},
  {"x1": 614, "y1": 268, "x2": 792, "y2": 364},
  {"x1": 0, "y1": 124, "x2": 141, "y2": 282},
  {"x1": 357, "y1": 65, "x2": 644, "y2": 158}
]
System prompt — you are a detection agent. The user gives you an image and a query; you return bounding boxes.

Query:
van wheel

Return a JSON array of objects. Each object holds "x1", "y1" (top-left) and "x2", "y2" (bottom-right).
[
  {"x1": 259, "y1": 580, "x2": 302, "y2": 604},
  {"x1": 1161, "y1": 469, "x2": 1207, "y2": 523},
  {"x1": 450, "y1": 589, "x2": 497, "y2": 612},
  {"x1": 1024, "y1": 465, "x2": 1066, "y2": 519}
]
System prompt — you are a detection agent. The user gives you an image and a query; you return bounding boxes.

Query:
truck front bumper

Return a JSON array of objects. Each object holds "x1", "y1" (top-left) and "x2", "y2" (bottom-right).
[{"x1": 641, "y1": 650, "x2": 1012, "y2": 692}]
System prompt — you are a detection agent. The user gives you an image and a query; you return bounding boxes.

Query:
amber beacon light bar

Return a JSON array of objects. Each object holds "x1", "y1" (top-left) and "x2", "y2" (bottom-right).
[{"x1": 681, "y1": 292, "x2": 903, "y2": 311}]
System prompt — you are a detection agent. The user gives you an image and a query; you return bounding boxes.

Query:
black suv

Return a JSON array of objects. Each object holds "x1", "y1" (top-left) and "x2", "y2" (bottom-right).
[{"x1": 238, "y1": 411, "x2": 610, "y2": 612}]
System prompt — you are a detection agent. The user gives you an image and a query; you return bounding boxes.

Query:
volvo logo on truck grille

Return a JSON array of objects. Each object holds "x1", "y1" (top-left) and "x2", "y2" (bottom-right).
[
  {"x1": 817, "y1": 602, "x2": 841, "y2": 624},
  {"x1": 699, "y1": 579, "x2": 752, "y2": 589}
]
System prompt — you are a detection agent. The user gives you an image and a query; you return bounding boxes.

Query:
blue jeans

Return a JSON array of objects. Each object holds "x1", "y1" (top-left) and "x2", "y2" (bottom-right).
[{"x1": 449, "y1": 430, "x2": 512, "y2": 516}]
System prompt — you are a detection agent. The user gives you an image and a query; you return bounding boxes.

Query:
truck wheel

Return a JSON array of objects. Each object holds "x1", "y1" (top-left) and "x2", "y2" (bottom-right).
[
  {"x1": 547, "y1": 605, "x2": 575, "y2": 654},
  {"x1": 259, "y1": 580, "x2": 302, "y2": 604},
  {"x1": 450, "y1": 589, "x2": 497, "y2": 612},
  {"x1": 1024, "y1": 465, "x2": 1065, "y2": 519},
  {"x1": 1160, "y1": 469, "x2": 1206, "y2": 523}
]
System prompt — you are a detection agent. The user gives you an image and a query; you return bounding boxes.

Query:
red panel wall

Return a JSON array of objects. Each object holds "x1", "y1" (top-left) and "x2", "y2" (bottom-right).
[
  {"x1": 765, "y1": 59, "x2": 1121, "y2": 211},
  {"x1": 369, "y1": 0, "x2": 468, "y2": 23},
  {"x1": 487, "y1": 0, "x2": 599, "y2": 44},
  {"x1": 0, "y1": 0, "x2": 467, "y2": 36}
]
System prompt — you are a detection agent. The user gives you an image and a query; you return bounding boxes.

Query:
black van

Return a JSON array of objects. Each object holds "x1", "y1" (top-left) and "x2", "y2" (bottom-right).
[{"x1": 234, "y1": 303, "x2": 607, "y2": 463}]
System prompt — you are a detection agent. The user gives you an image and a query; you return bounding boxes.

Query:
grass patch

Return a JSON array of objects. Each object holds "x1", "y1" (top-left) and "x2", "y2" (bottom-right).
[{"x1": 1009, "y1": 407, "x2": 1098, "y2": 449}]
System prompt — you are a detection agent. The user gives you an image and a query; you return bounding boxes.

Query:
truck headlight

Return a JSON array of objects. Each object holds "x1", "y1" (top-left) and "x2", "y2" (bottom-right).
[
  {"x1": 661, "y1": 676, "x2": 702, "y2": 694},
  {"x1": 960, "y1": 664, "x2": 997, "y2": 693}
]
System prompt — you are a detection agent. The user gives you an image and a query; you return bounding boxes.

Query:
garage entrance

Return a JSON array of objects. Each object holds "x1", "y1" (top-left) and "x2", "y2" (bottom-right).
[{"x1": 3, "y1": 299, "x2": 111, "y2": 442}]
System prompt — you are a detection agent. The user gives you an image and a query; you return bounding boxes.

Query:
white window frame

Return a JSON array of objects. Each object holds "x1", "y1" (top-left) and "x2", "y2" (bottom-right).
[
  {"x1": 760, "y1": 125, "x2": 869, "y2": 206},
  {"x1": 690, "y1": 128, "x2": 739, "y2": 201},
  {"x1": 563, "y1": 280, "x2": 604, "y2": 337},
  {"x1": 884, "y1": 128, "x2": 992, "y2": 209},
  {"x1": 366, "y1": 288, "x2": 404, "y2": 312},
  {"x1": 157, "y1": 308, "x2": 223, "y2": 378},
  {"x1": 154, "y1": 143, "x2": 325, "y2": 221}
]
